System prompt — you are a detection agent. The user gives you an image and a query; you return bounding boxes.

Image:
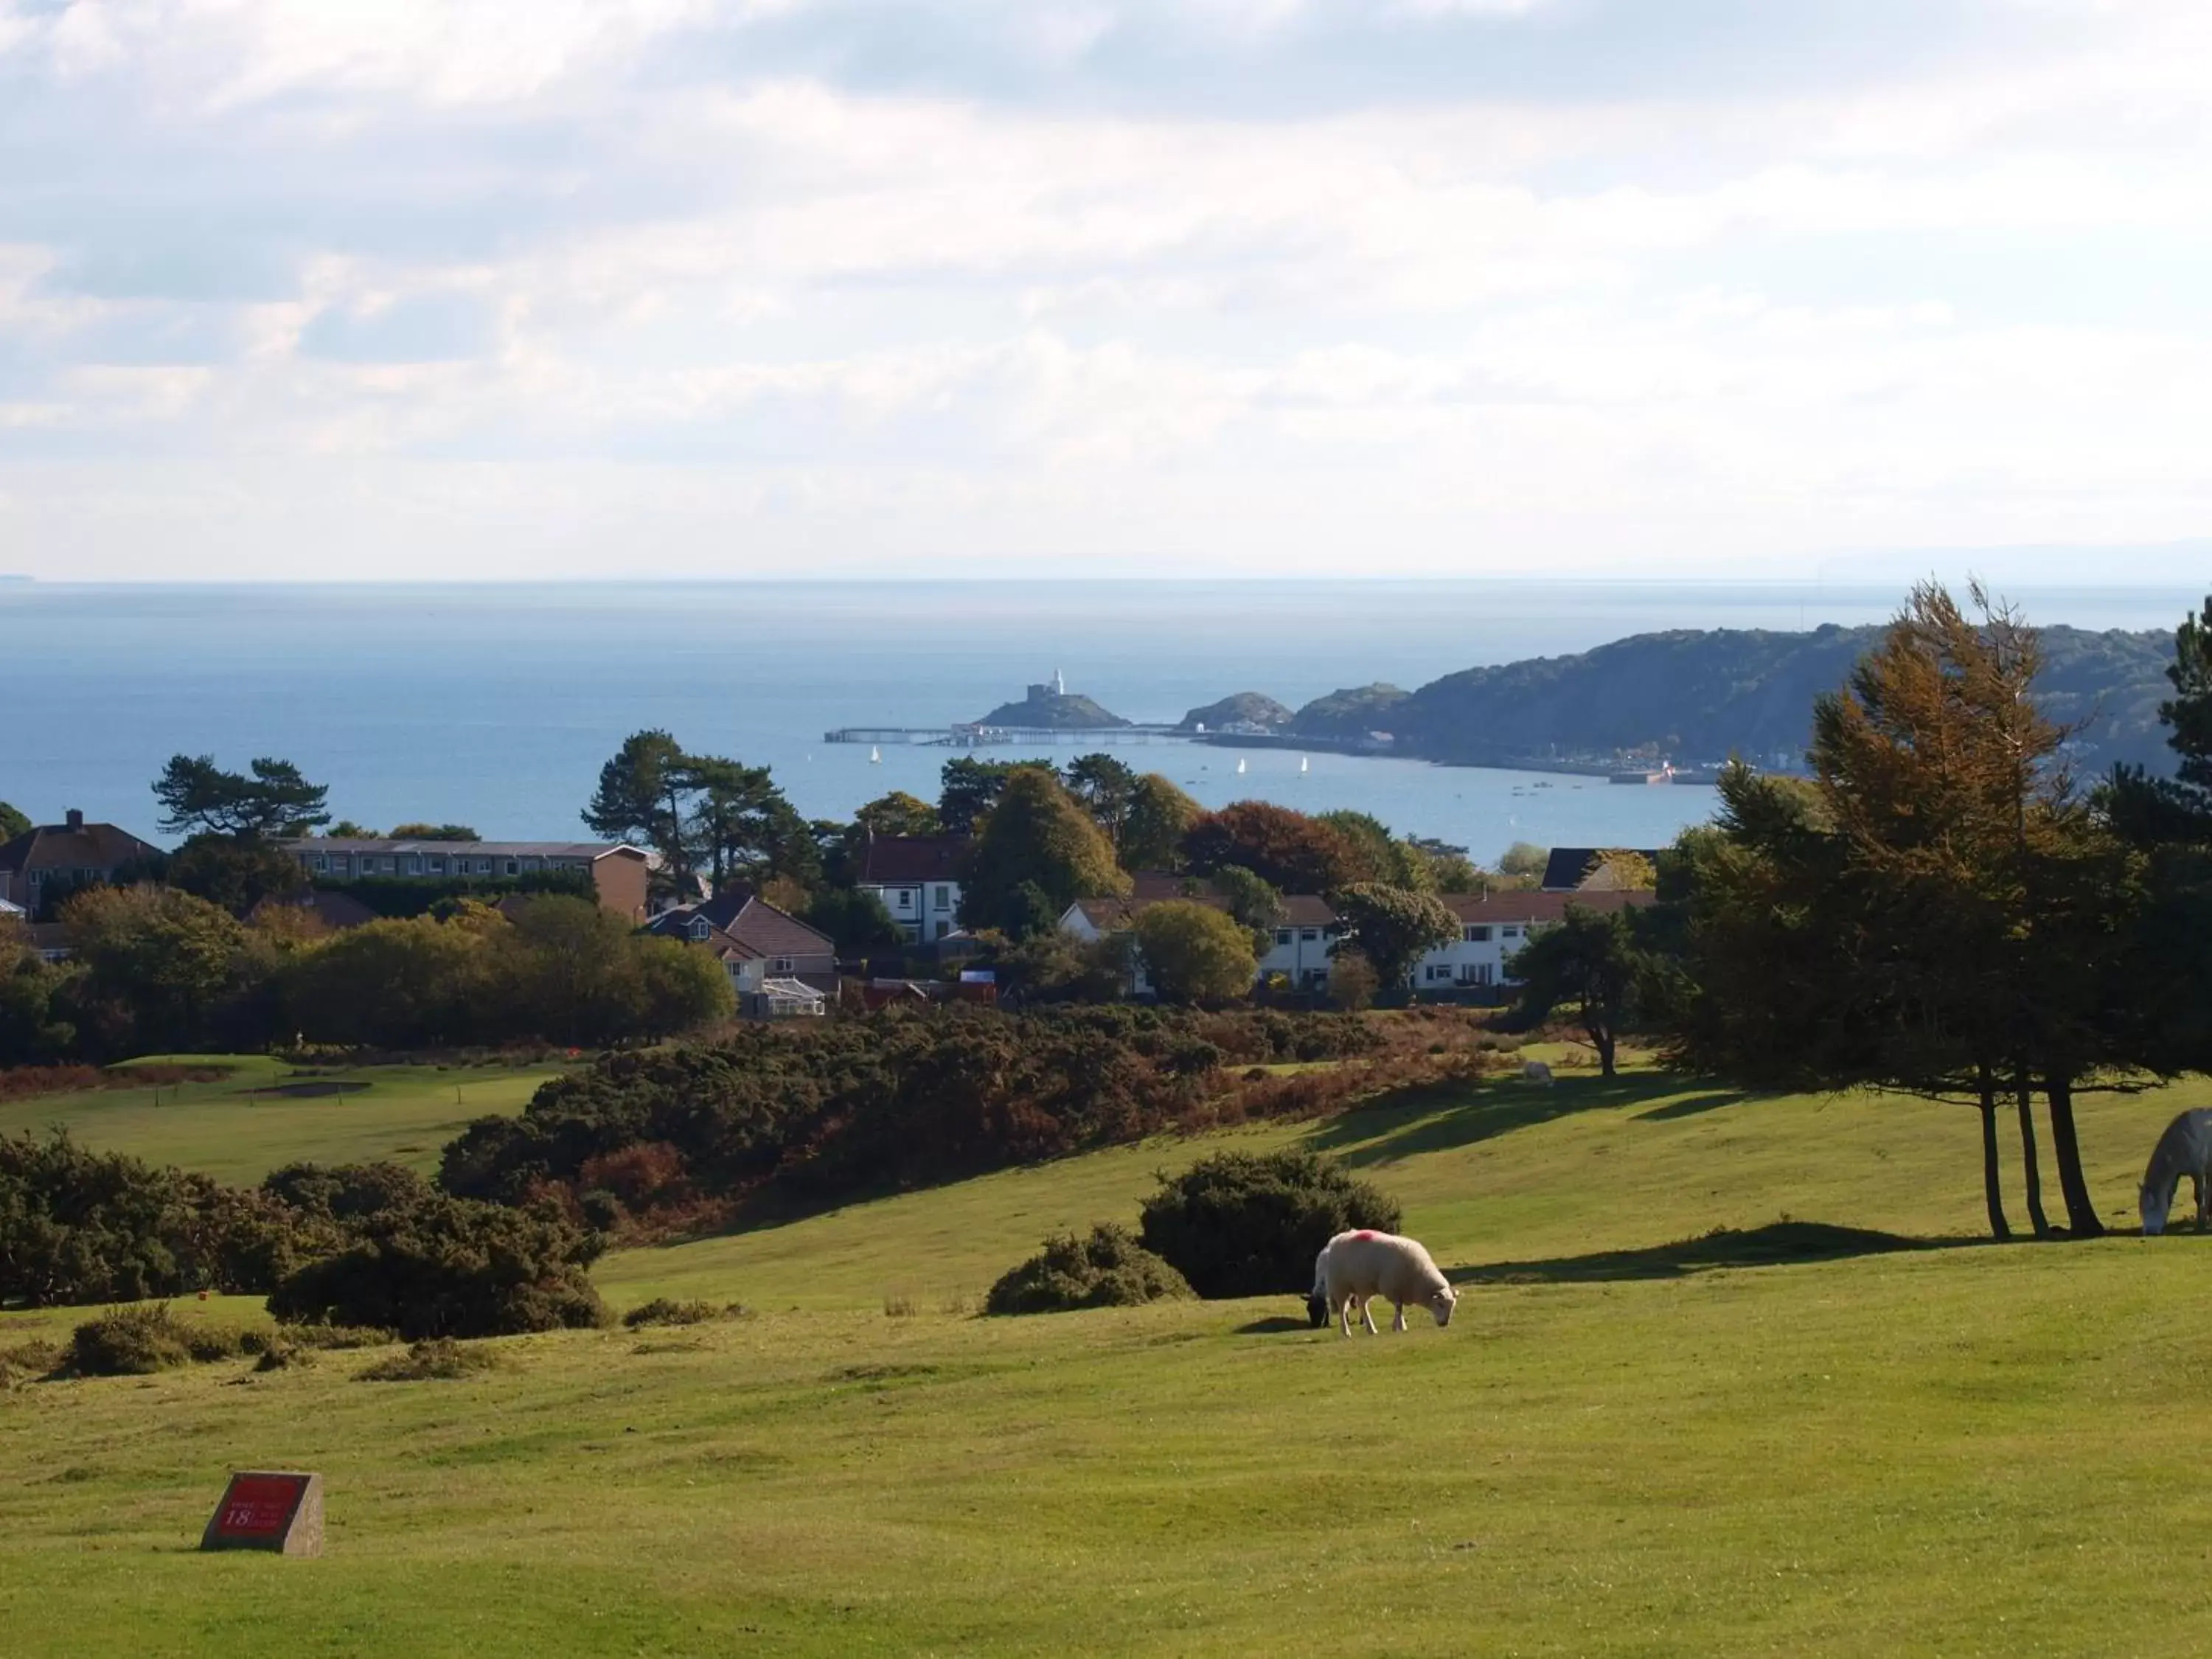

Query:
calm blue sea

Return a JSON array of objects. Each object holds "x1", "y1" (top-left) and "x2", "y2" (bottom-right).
[{"x1": 1, "y1": 580, "x2": 2192, "y2": 863}]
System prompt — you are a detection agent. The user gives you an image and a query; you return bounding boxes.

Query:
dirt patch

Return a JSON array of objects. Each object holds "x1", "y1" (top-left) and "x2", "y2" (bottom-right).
[{"x1": 242, "y1": 1080, "x2": 372, "y2": 1100}]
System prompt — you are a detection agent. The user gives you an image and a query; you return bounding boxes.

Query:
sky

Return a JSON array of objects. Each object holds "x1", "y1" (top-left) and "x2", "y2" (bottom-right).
[{"x1": 1, "y1": 0, "x2": 2208, "y2": 583}]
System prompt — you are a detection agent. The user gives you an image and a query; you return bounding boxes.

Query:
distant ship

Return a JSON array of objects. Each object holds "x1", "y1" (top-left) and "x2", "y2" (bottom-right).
[
  {"x1": 869, "y1": 745, "x2": 881, "y2": 764},
  {"x1": 1299, "y1": 755, "x2": 1310, "y2": 774},
  {"x1": 1236, "y1": 757, "x2": 1248, "y2": 776}
]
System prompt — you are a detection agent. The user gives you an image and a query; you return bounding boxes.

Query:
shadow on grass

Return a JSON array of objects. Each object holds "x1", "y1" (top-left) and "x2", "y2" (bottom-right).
[
  {"x1": 1309, "y1": 1074, "x2": 1754, "y2": 1167},
  {"x1": 1234, "y1": 1316, "x2": 1312, "y2": 1336},
  {"x1": 1452, "y1": 1220, "x2": 1982, "y2": 1286}
]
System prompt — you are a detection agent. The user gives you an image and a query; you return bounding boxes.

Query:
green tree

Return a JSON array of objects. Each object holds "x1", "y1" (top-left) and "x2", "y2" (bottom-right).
[
  {"x1": 279, "y1": 914, "x2": 490, "y2": 1049},
  {"x1": 153, "y1": 754, "x2": 330, "y2": 841},
  {"x1": 1065, "y1": 753, "x2": 1140, "y2": 844},
  {"x1": 583, "y1": 730, "x2": 692, "y2": 893},
  {"x1": 939, "y1": 757, "x2": 1059, "y2": 836},
  {"x1": 1133, "y1": 901, "x2": 1258, "y2": 1005},
  {"x1": 327, "y1": 820, "x2": 380, "y2": 838},
  {"x1": 630, "y1": 936, "x2": 737, "y2": 1037},
  {"x1": 802, "y1": 887, "x2": 903, "y2": 954},
  {"x1": 60, "y1": 884, "x2": 256, "y2": 1055},
  {"x1": 1315, "y1": 810, "x2": 1403, "y2": 886},
  {"x1": 1497, "y1": 842, "x2": 1549, "y2": 885},
  {"x1": 165, "y1": 833, "x2": 306, "y2": 916},
  {"x1": 959, "y1": 770, "x2": 1130, "y2": 936},
  {"x1": 388, "y1": 823, "x2": 481, "y2": 841},
  {"x1": 0, "y1": 920, "x2": 77, "y2": 1063},
  {"x1": 1403, "y1": 838, "x2": 1482, "y2": 891},
  {"x1": 1117, "y1": 774, "x2": 1200, "y2": 870},
  {"x1": 0, "y1": 801, "x2": 28, "y2": 842},
  {"x1": 1210, "y1": 864, "x2": 1286, "y2": 952},
  {"x1": 1329, "y1": 882, "x2": 1458, "y2": 995},
  {"x1": 681, "y1": 755, "x2": 807, "y2": 891},
  {"x1": 1509, "y1": 904, "x2": 1648, "y2": 1077},
  {"x1": 855, "y1": 791, "x2": 942, "y2": 839},
  {"x1": 1328, "y1": 948, "x2": 1379, "y2": 1012}
]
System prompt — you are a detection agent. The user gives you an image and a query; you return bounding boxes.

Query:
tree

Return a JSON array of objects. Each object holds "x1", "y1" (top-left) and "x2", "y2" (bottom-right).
[
  {"x1": 583, "y1": 730, "x2": 692, "y2": 891},
  {"x1": 328, "y1": 820, "x2": 380, "y2": 838},
  {"x1": 939, "y1": 757, "x2": 1059, "y2": 836},
  {"x1": 1182, "y1": 802, "x2": 1360, "y2": 894},
  {"x1": 1210, "y1": 864, "x2": 1286, "y2": 951},
  {"x1": 1328, "y1": 948, "x2": 1379, "y2": 1012},
  {"x1": 1329, "y1": 883, "x2": 1458, "y2": 994},
  {"x1": 959, "y1": 771, "x2": 1130, "y2": 936},
  {"x1": 1065, "y1": 753, "x2": 1140, "y2": 844},
  {"x1": 165, "y1": 834, "x2": 307, "y2": 916},
  {"x1": 0, "y1": 801, "x2": 27, "y2": 842},
  {"x1": 1315, "y1": 810, "x2": 1403, "y2": 886},
  {"x1": 389, "y1": 823, "x2": 481, "y2": 841},
  {"x1": 153, "y1": 754, "x2": 330, "y2": 841},
  {"x1": 802, "y1": 887, "x2": 903, "y2": 955},
  {"x1": 681, "y1": 755, "x2": 806, "y2": 891},
  {"x1": 0, "y1": 920, "x2": 76, "y2": 1064},
  {"x1": 1404, "y1": 838, "x2": 1482, "y2": 891},
  {"x1": 1118, "y1": 774, "x2": 1201, "y2": 871},
  {"x1": 1498, "y1": 842, "x2": 1550, "y2": 884},
  {"x1": 60, "y1": 884, "x2": 256, "y2": 1055},
  {"x1": 1133, "y1": 902, "x2": 1258, "y2": 1005},
  {"x1": 1509, "y1": 904, "x2": 1647, "y2": 1077},
  {"x1": 854, "y1": 792, "x2": 942, "y2": 840},
  {"x1": 1585, "y1": 849, "x2": 1658, "y2": 891}
]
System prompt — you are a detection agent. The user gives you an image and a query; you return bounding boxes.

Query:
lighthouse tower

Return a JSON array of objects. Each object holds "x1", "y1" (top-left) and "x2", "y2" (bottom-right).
[{"x1": 1053, "y1": 668, "x2": 1065, "y2": 696}]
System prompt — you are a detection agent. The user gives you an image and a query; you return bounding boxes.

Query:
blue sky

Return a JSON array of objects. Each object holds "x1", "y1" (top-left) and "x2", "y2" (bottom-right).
[{"x1": 1, "y1": 0, "x2": 2208, "y2": 582}]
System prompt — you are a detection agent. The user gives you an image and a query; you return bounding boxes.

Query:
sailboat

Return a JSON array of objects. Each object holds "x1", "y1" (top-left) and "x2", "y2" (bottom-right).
[
  {"x1": 1298, "y1": 755, "x2": 1310, "y2": 774},
  {"x1": 869, "y1": 745, "x2": 881, "y2": 764},
  {"x1": 1235, "y1": 757, "x2": 1247, "y2": 776}
]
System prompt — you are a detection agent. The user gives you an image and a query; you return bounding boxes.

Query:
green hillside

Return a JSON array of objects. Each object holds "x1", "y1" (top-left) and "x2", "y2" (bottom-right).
[{"x1": 6, "y1": 1062, "x2": 2212, "y2": 1655}]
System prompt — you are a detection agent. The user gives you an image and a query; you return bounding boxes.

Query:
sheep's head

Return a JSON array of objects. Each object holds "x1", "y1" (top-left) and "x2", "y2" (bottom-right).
[
  {"x1": 1428, "y1": 1284, "x2": 1459, "y2": 1328},
  {"x1": 1305, "y1": 1290, "x2": 1330, "y2": 1329},
  {"x1": 2143, "y1": 1179, "x2": 2174, "y2": 1237}
]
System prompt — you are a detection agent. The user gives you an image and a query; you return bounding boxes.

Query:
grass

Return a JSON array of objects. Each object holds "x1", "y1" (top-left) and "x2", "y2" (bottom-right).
[
  {"x1": 0, "y1": 1055, "x2": 566, "y2": 1184},
  {"x1": 6, "y1": 1064, "x2": 2212, "y2": 1653}
]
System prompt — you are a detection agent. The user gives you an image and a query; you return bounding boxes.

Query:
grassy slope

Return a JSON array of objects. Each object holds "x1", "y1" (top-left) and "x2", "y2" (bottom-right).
[
  {"x1": 0, "y1": 1057, "x2": 564, "y2": 1185},
  {"x1": 7, "y1": 1063, "x2": 2212, "y2": 1656}
]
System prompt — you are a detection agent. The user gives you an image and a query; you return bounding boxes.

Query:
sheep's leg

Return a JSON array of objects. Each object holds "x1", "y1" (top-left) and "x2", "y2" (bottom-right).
[
  {"x1": 2197, "y1": 1171, "x2": 2208, "y2": 1229},
  {"x1": 1360, "y1": 1298, "x2": 1379, "y2": 1336},
  {"x1": 1392, "y1": 1301, "x2": 1408, "y2": 1333},
  {"x1": 1339, "y1": 1296, "x2": 1354, "y2": 1339}
]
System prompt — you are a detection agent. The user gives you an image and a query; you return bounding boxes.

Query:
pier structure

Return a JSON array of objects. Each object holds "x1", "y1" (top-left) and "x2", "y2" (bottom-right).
[{"x1": 824, "y1": 724, "x2": 1185, "y2": 748}]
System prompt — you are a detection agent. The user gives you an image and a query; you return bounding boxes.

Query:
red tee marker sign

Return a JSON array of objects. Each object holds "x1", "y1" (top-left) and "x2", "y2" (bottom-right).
[{"x1": 201, "y1": 1470, "x2": 324, "y2": 1557}]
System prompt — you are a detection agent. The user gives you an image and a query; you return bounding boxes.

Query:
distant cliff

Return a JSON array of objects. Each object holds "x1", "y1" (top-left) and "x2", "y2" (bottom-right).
[
  {"x1": 1179, "y1": 692, "x2": 1294, "y2": 732},
  {"x1": 1243, "y1": 625, "x2": 2178, "y2": 775}
]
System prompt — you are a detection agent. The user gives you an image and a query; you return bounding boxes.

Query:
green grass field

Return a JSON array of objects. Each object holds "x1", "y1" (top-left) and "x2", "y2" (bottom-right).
[
  {"x1": 0, "y1": 1057, "x2": 566, "y2": 1185},
  {"x1": 7, "y1": 1059, "x2": 2212, "y2": 1655}
]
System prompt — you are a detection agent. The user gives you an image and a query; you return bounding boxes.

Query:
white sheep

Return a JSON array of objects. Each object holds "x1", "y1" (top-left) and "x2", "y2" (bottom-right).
[
  {"x1": 1305, "y1": 1229, "x2": 1458, "y2": 1337},
  {"x1": 1523, "y1": 1060, "x2": 1554, "y2": 1086}
]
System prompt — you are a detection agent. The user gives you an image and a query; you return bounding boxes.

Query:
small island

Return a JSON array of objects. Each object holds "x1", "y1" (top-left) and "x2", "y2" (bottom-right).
[
  {"x1": 1178, "y1": 692, "x2": 1293, "y2": 734},
  {"x1": 975, "y1": 672, "x2": 1130, "y2": 729}
]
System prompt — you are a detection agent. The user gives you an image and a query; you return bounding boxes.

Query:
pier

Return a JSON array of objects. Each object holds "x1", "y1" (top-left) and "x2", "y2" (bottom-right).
[{"x1": 824, "y1": 724, "x2": 1186, "y2": 748}]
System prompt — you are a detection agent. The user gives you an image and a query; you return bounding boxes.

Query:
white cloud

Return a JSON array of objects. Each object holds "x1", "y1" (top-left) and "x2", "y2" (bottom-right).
[{"x1": 0, "y1": 0, "x2": 2208, "y2": 577}]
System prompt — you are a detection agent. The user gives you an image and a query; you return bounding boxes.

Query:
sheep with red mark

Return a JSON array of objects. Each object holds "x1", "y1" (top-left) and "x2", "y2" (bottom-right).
[{"x1": 1305, "y1": 1228, "x2": 1458, "y2": 1337}]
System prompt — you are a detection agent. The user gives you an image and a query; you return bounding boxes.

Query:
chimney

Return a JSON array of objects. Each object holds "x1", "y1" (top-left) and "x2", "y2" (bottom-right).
[{"x1": 65, "y1": 808, "x2": 84, "y2": 832}]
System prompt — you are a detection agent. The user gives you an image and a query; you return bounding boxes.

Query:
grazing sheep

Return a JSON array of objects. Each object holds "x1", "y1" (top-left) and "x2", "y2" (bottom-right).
[
  {"x1": 1308, "y1": 1229, "x2": 1458, "y2": 1338},
  {"x1": 1523, "y1": 1060, "x2": 1554, "y2": 1085},
  {"x1": 2141, "y1": 1108, "x2": 2212, "y2": 1234}
]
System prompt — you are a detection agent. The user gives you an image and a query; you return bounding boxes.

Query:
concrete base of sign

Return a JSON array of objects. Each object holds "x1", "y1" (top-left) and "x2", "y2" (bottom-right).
[{"x1": 201, "y1": 1470, "x2": 324, "y2": 1557}]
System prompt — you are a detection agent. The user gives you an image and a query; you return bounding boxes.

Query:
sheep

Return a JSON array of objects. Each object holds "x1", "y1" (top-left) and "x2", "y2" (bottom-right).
[
  {"x1": 1523, "y1": 1060, "x2": 1554, "y2": 1085},
  {"x1": 1306, "y1": 1228, "x2": 1458, "y2": 1337}
]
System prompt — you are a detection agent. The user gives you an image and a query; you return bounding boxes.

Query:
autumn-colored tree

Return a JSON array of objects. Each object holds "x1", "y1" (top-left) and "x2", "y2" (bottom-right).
[
  {"x1": 1133, "y1": 902, "x2": 1259, "y2": 1005},
  {"x1": 1182, "y1": 802, "x2": 1360, "y2": 895}
]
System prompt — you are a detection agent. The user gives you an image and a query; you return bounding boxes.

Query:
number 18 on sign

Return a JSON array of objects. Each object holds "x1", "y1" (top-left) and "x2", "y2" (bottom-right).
[{"x1": 201, "y1": 1471, "x2": 324, "y2": 1557}]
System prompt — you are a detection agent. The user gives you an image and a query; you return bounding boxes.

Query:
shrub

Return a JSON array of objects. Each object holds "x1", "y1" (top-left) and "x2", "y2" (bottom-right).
[
  {"x1": 358, "y1": 1338, "x2": 498, "y2": 1382},
  {"x1": 986, "y1": 1222, "x2": 1194, "y2": 1315},
  {"x1": 621, "y1": 1298, "x2": 720, "y2": 1329},
  {"x1": 67, "y1": 1303, "x2": 245, "y2": 1376},
  {"x1": 0, "y1": 1338, "x2": 60, "y2": 1388},
  {"x1": 267, "y1": 1194, "x2": 608, "y2": 1340},
  {"x1": 1138, "y1": 1150, "x2": 1402, "y2": 1299},
  {"x1": 253, "y1": 1341, "x2": 314, "y2": 1372}
]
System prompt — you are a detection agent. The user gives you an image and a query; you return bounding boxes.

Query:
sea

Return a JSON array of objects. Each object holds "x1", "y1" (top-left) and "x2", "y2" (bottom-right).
[{"x1": 1, "y1": 580, "x2": 2194, "y2": 865}]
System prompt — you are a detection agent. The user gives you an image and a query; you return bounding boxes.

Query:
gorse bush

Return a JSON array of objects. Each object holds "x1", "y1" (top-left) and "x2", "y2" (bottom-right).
[
  {"x1": 622, "y1": 1298, "x2": 722, "y2": 1329},
  {"x1": 1138, "y1": 1149, "x2": 1402, "y2": 1299},
  {"x1": 439, "y1": 1006, "x2": 1387, "y2": 1225},
  {"x1": 985, "y1": 1222, "x2": 1193, "y2": 1315},
  {"x1": 266, "y1": 1194, "x2": 608, "y2": 1340},
  {"x1": 358, "y1": 1338, "x2": 499, "y2": 1382},
  {"x1": 66, "y1": 1304, "x2": 246, "y2": 1376}
]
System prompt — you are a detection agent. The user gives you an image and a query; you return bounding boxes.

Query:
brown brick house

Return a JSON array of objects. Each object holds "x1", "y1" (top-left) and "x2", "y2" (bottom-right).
[{"x1": 0, "y1": 810, "x2": 164, "y2": 917}]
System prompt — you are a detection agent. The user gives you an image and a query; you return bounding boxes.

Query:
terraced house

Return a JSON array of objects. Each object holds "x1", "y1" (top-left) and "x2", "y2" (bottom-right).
[
  {"x1": 277, "y1": 836, "x2": 653, "y2": 922},
  {"x1": 0, "y1": 809, "x2": 163, "y2": 918}
]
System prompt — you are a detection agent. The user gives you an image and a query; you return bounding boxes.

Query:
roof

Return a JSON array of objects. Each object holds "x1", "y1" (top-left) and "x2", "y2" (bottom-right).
[
  {"x1": 647, "y1": 890, "x2": 834, "y2": 959},
  {"x1": 857, "y1": 835, "x2": 971, "y2": 885},
  {"x1": 1539, "y1": 847, "x2": 1662, "y2": 891},
  {"x1": 0, "y1": 895, "x2": 22, "y2": 917},
  {"x1": 0, "y1": 820, "x2": 163, "y2": 876},
  {"x1": 281, "y1": 837, "x2": 646, "y2": 862}
]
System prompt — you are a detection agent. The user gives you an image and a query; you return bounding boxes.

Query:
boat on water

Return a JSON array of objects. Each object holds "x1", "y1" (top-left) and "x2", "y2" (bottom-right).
[
  {"x1": 1236, "y1": 757, "x2": 1248, "y2": 776},
  {"x1": 869, "y1": 745, "x2": 881, "y2": 764},
  {"x1": 1299, "y1": 756, "x2": 1310, "y2": 774}
]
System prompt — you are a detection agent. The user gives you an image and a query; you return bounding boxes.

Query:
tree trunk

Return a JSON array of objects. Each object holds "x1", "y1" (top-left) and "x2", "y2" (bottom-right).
[
  {"x1": 2014, "y1": 1070, "x2": 2051, "y2": 1239},
  {"x1": 1978, "y1": 1067, "x2": 2010, "y2": 1241},
  {"x1": 1593, "y1": 1023, "x2": 1616, "y2": 1077},
  {"x1": 2045, "y1": 1072, "x2": 2104, "y2": 1238}
]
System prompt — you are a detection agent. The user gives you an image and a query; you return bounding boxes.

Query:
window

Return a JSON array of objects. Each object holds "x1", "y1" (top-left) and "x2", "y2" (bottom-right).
[
  {"x1": 1463, "y1": 925, "x2": 1491, "y2": 943},
  {"x1": 933, "y1": 885, "x2": 950, "y2": 907},
  {"x1": 1273, "y1": 928, "x2": 1293, "y2": 946},
  {"x1": 773, "y1": 956, "x2": 796, "y2": 973},
  {"x1": 935, "y1": 920, "x2": 950, "y2": 940},
  {"x1": 406, "y1": 855, "x2": 423, "y2": 875},
  {"x1": 504, "y1": 860, "x2": 520, "y2": 876},
  {"x1": 310, "y1": 855, "x2": 327, "y2": 872},
  {"x1": 428, "y1": 858, "x2": 445, "y2": 874},
  {"x1": 476, "y1": 859, "x2": 493, "y2": 875},
  {"x1": 689, "y1": 919, "x2": 711, "y2": 941},
  {"x1": 1501, "y1": 925, "x2": 1522, "y2": 939},
  {"x1": 1301, "y1": 928, "x2": 1319, "y2": 942},
  {"x1": 897, "y1": 888, "x2": 916, "y2": 909}
]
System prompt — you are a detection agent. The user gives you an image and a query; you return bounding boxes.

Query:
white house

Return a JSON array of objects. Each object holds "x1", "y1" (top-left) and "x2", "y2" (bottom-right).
[
  {"x1": 1062, "y1": 886, "x2": 1654, "y2": 998},
  {"x1": 855, "y1": 835, "x2": 969, "y2": 945}
]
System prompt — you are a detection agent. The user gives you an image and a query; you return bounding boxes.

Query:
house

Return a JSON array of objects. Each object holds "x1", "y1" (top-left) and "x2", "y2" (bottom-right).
[
  {"x1": 279, "y1": 837, "x2": 653, "y2": 922},
  {"x1": 855, "y1": 835, "x2": 970, "y2": 945},
  {"x1": 1539, "y1": 847, "x2": 1662, "y2": 891},
  {"x1": 645, "y1": 888, "x2": 838, "y2": 1013},
  {"x1": 23, "y1": 922, "x2": 74, "y2": 963},
  {"x1": 1062, "y1": 886, "x2": 1655, "y2": 998},
  {"x1": 0, "y1": 810, "x2": 164, "y2": 916}
]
